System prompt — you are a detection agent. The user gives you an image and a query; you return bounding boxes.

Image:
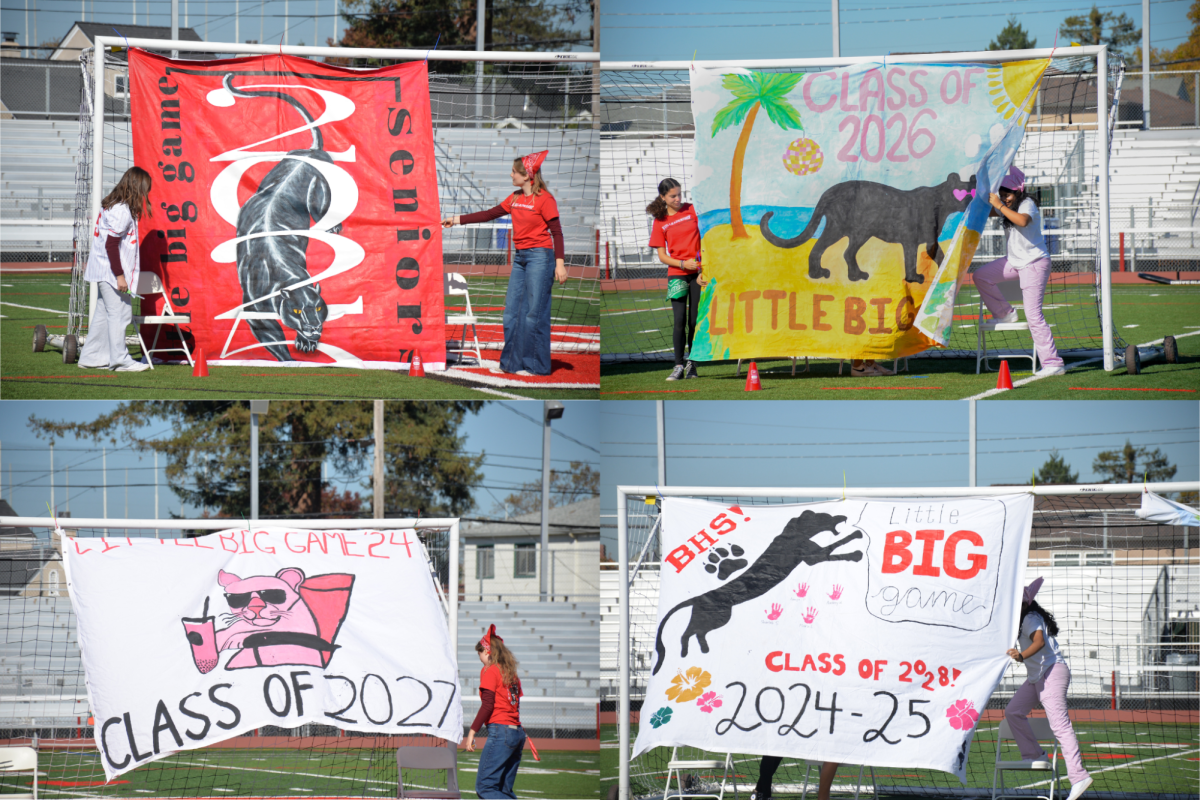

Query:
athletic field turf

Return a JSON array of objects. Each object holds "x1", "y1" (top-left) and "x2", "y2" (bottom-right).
[
  {"x1": 601, "y1": 721, "x2": 1199, "y2": 798},
  {"x1": 0, "y1": 744, "x2": 600, "y2": 797},
  {"x1": 1, "y1": 274, "x2": 598, "y2": 400},
  {"x1": 600, "y1": 285, "x2": 1200, "y2": 400}
]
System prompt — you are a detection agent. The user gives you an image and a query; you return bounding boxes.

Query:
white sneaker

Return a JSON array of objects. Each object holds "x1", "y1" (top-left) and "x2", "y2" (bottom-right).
[
  {"x1": 78, "y1": 362, "x2": 108, "y2": 369},
  {"x1": 514, "y1": 370, "x2": 535, "y2": 376},
  {"x1": 1065, "y1": 775, "x2": 1093, "y2": 800},
  {"x1": 1034, "y1": 365, "x2": 1066, "y2": 377},
  {"x1": 115, "y1": 361, "x2": 151, "y2": 372},
  {"x1": 993, "y1": 309, "x2": 1020, "y2": 324}
]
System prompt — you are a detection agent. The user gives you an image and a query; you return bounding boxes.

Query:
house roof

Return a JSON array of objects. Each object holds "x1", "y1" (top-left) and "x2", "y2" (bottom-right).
[
  {"x1": 464, "y1": 496, "x2": 599, "y2": 539},
  {"x1": 0, "y1": 500, "x2": 35, "y2": 538},
  {"x1": 65, "y1": 22, "x2": 205, "y2": 48}
]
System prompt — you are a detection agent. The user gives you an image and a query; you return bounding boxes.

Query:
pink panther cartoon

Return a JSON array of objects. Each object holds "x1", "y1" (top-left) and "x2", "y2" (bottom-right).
[{"x1": 182, "y1": 568, "x2": 354, "y2": 672}]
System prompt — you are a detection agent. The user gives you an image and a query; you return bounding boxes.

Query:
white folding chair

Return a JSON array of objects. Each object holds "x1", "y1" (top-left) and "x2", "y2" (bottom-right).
[
  {"x1": 976, "y1": 296, "x2": 1036, "y2": 375},
  {"x1": 663, "y1": 747, "x2": 737, "y2": 800},
  {"x1": 395, "y1": 745, "x2": 460, "y2": 799},
  {"x1": 991, "y1": 718, "x2": 1062, "y2": 800},
  {"x1": 445, "y1": 272, "x2": 483, "y2": 367},
  {"x1": 799, "y1": 761, "x2": 877, "y2": 800},
  {"x1": 132, "y1": 271, "x2": 193, "y2": 368},
  {"x1": 0, "y1": 745, "x2": 38, "y2": 799}
]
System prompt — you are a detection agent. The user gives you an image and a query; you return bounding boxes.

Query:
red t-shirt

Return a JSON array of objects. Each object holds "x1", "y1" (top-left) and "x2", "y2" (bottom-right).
[
  {"x1": 480, "y1": 664, "x2": 523, "y2": 727},
  {"x1": 500, "y1": 190, "x2": 559, "y2": 251},
  {"x1": 648, "y1": 203, "x2": 702, "y2": 277}
]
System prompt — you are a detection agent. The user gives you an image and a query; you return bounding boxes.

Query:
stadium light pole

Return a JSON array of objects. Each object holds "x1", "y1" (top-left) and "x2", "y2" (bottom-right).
[
  {"x1": 49, "y1": 441, "x2": 55, "y2": 515},
  {"x1": 374, "y1": 400, "x2": 385, "y2": 519},
  {"x1": 969, "y1": 399, "x2": 976, "y2": 487},
  {"x1": 476, "y1": 0, "x2": 485, "y2": 129},
  {"x1": 250, "y1": 401, "x2": 269, "y2": 520},
  {"x1": 656, "y1": 401, "x2": 666, "y2": 486},
  {"x1": 831, "y1": 0, "x2": 840, "y2": 58},
  {"x1": 541, "y1": 401, "x2": 564, "y2": 602},
  {"x1": 1142, "y1": 0, "x2": 1151, "y2": 129},
  {"x1": 171, "y1": 0, "x2": 178, "y2": 58}
]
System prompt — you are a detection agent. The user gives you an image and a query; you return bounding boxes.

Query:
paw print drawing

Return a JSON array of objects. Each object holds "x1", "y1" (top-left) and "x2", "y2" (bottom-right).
[
  {"x1": 794, "y1": 582, "x2": 809, "y2": 598},
  {"x1": 704, "y1": 544, "x2": 748, "y2": 580},
  {"x1": 828, "y1": 584, "x2": 844, "y2": 600},
  {"x1": 765, "y1": 603, "x2": 783, "y2": 620},
  {"x1": 802, "y1": 607, "x2": 819, "y2": 624}
]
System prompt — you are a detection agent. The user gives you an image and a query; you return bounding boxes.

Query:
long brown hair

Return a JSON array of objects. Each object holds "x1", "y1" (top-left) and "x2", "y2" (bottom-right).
[
  {"x1": 513, "y1": 158, "x2": 549, "y2": 196},
  {"x1": 646, "y1": 177, "x2": 682, "y2": 221},
  {"x1": 476, "y1": 637, "x2": 520, "y2": 687},
  {"x1": 101, "y1": 166, "x2": 153, "y2": 220}
]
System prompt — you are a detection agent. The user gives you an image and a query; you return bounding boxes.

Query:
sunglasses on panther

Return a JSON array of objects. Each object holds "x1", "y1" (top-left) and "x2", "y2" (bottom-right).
[{"x1": 225, "y1": 589, "x2": 288, "y2": 608}]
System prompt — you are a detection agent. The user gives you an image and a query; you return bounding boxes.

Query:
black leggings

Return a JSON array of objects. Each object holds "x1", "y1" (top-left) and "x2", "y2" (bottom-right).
[
  {"x1": 754, "y1": 755, "x2": 783, "y2": 795},
  {"x1": 672, "y1": 273, "x2": 701, "y2": 366}
]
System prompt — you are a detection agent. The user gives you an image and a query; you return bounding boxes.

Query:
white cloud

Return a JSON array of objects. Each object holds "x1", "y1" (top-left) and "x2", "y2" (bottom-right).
[
  {"x1": 989, "y1": 123, "x2": 1005, "y2": 146},
  {"x1": 692, "y1": 89, "x2": 720, "y2": 114},
  {"x1": 964, "y1": 133, "x2": 982, "y2": 158},
  {"x1": 693, "y1": 163, "x2": 714, "y2": 184}
]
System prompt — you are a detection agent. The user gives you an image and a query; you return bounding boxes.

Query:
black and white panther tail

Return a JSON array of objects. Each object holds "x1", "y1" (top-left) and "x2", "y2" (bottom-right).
[{"x1": 222, "y1": 73, "x2": 323, "y2": 150}]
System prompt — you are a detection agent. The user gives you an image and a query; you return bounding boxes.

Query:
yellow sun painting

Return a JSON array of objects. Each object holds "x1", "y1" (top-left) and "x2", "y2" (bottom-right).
[{"x1": 984, "y1": 59, "x2": 1050, "y2": 120}]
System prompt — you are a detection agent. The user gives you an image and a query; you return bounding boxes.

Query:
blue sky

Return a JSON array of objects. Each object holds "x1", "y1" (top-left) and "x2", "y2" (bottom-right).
[
  {"x1": 6, "y1": 0, "x2": 593, "y2": 53},
  {"x1": 0, "y1": 400, "x2": 598, "y2": 525},
  {"x1": 600, "y1": 400, "x2": 1200, "y2": 551},
  {"x1": 601, "y1": 0, "x2": 1192, "y2": 63}
]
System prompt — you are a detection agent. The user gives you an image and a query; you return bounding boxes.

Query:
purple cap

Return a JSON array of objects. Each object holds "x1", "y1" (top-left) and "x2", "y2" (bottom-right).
[
  {"x1": 1022, "y1": 576, "x2": 1044, "y2": 605},
  {"x1": 1000, "y1": 165, "x2": 1026, "y2": 193}
]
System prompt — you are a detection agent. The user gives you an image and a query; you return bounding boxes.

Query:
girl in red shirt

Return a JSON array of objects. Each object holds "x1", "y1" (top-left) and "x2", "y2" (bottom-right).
[
  {"x1": 467, "y1": 625, "x2": 527, "y2": 799},
  {"x1": 442, "y1": 151, "x2": 567, "y2": 376},
  {"x1": 647, "y1": 178, "x2": 702, "y2": 381}
]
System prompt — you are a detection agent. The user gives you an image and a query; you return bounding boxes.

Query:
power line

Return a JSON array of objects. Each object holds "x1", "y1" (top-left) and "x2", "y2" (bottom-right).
[
  {"x1": 602, "y1": 426, "x2": 1198, "y2": 447},
  {"x1": 497, "y1": 403, "x2": 599, "y2": 453}
]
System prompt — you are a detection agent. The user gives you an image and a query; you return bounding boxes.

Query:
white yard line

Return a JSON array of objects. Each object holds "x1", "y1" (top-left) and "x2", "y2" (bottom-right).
[
  {"x1": 1014, "y1": 747, "x2": 1199, "y2": 788},
  {"x1": 0, "y1": 301, "x2": 68, "y2": 315}
]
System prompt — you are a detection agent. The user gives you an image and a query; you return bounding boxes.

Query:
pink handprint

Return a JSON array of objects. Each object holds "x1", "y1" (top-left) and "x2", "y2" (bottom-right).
[
  {"x1": 795, "y1": 582, "x2": 809, "y2": 598},
  {"x1": 802, "y1": 607, "x2": 818, "y2": 624},
  {"x1": 828, "y1": 584, "x2": 844, "y2": 600},
  {"x1": 766, "y1": 603, "x2": 783, "y2": 620}
]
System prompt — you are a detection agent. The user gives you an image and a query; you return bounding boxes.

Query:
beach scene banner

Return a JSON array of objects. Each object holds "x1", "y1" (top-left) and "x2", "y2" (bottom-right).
[{"x1": 687, "y1": 60, "x2": 1048, "y2": 361}]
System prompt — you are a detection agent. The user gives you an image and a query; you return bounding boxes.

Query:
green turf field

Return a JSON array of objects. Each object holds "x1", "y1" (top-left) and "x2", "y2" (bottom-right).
[
  {"x1": 602, "y1": 720, "x2": 1199, "y2": 798},
  {"x1": 600, "y1": 285, "x2": 1200, "y2": 400},
  {"x1": 0, "y1": 744, "x2": 600, "y2": 798},
  {"x1": 1, "y1": 274, "x2": 598, "y2": 400}
]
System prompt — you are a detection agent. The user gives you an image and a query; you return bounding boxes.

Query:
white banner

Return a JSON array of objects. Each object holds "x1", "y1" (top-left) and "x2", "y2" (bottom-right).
[
  {"x1": 64, "y1": 528, "x2": 462, "y2": 782},
  {"x1": 633, "y1": 496, "x2": 1033, "y2": 782}
]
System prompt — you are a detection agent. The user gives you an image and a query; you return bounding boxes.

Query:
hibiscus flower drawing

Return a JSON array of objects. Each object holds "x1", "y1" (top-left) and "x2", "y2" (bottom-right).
[
  {"x1": 945, "y1": 699, "x2": 980, "y2": 731},
  {"x1": 697, "y1": 691, "x2": 724, "y2": 714},
  {"x1": 650, "y1": 707, "x2": 674, "y2": 728},
  {"x1": 665, "y1": 666, "x2": 712, "y2": 703}
]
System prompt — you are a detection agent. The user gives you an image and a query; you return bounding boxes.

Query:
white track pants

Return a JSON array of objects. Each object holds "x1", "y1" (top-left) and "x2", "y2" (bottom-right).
[{"x1": 79, "y1": 281, "x2": 138, "y2": 369}]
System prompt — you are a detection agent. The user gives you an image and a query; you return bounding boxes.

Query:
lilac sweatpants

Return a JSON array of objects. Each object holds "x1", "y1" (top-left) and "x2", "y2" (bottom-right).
[
  {"x1": 974, "y1": 256, "x2": 1064, "y2": 369},
  {"x1": 1004, "y1": 662, "x2": 1089, "y2": 784}
]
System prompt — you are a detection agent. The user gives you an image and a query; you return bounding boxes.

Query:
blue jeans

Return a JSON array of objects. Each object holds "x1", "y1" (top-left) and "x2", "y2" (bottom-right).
[
  {"x1": 475, "y1": 724, "x2": 525, "y2": 799},
  {"x1": 501, "y1": 247, "x2": 554, "y2": 375}
]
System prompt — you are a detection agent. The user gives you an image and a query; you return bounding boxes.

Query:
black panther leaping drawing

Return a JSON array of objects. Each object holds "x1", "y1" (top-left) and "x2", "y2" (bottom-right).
[
  {"x1": 652, "y1": 510, "x2": 864, "y2": 675},
  {"x1": 226, "y1": 74, "x2": 339, "y2": 361}
]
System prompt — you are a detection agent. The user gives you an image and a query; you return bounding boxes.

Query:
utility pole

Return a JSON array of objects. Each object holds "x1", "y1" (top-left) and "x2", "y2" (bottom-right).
[
  {"x1": 541, "y1": 401, "x2": 565, "y2": 602},
  {"x1": 171, "y1": 0, "x2": 178, "y2": 59},
  {"x1": 102, "y1": 446, "x2": 107, "y2": 518},
  {"x1": 1142, "y1": 0, "x2": 1151, "y2": 129},
  {"x1": 49, "y1": 441, "x2": 55, "y2": 513},
  {"x1": 475, "y1": 0, "x2": 485, "y2": 129},
  {"x1": 831, "y1": 0, "x2": 840, "y2": 58},
  {"x1": 250, "y1": 401, "x2": 269, "y2": 520},
  {"x1": 969, "y1": 399, "x2": 977, "y2": 488},
  {"x1": 154, "y1": 450, "x2": 159, "y2": 519},
  {"x1": 656, "y1": 401, "x2": 666, "y2": 487},
  {"x1": 374, "y1": 400, "x2": 384, "y2": 519}
]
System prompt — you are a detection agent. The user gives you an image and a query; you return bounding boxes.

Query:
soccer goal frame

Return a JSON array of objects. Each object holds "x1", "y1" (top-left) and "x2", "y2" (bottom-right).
[
  {"x1": 599, "y1": 45, "x2": 1125, "y2": 371},
  {"x1": 70, "y1": 37, "x2": 601, "y2": 363},
  {"x1": 613, "y1": 480, "x2": 1200, "y2": 800}
]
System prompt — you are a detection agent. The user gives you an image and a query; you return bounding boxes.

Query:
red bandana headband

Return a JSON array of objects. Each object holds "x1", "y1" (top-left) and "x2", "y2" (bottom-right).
[
  {"x1": 480, "y1": 623, "x2": 502, "y2": 656},
  {"x1": 521, "y1": 150, "x2": 549, "y2": 176}
]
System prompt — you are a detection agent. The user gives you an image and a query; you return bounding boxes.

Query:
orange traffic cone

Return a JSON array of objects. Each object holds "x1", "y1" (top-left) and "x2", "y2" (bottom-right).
[
  {"x1": 996, "y1": 359, "x2": 1013, "y2": 390},
  {"x1": 409, "y1": 349, "x2": 426, "y2": 377},
  {"x1": 745, "y1": 361, "x2": 762, "y2": 392},
  {"x1": 191, "y1": 347, "x2": 209, "y2": 378}
]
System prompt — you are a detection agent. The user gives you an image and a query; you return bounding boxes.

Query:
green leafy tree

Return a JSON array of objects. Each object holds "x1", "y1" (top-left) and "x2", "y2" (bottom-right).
[
  {"x1": 499, "y1": 461, "x2": 598, "y2": 517},
  {"x1": 711, "y1": 72, "x2": 805, "y2": 239},
  {"x1": 1060, "y1": 5, "x2": 1141, "y2": 58},
  {"x1": 1092, "y1": 440, "x2": 1178, "y2": 484},
  {"x1": 335, "y1": 0, "x2": 591, "y2": 73},
  {"x1": 1033, "y1": 449, "x2": 1078, "y2": 485},
  {"x1": 29, "y1": 401, "x2": 484, "y2": 520},
  {"x1": 989, "y1": 17, "x2": 1038, "y2": 51}
]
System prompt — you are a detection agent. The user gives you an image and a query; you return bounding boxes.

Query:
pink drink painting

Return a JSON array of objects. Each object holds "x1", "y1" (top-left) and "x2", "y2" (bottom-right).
[{"x1": 182, "y1": 597, "x2": 219, "y2": 673}]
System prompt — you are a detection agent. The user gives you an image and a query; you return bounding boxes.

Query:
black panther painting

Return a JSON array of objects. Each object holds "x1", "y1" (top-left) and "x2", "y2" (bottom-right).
[
  {"x1": 759, "y1": 172, "x2": 977, "y2": 284},
  {"x1": 651, "y1": 511, "x2": 865, "y2": 675},
  {"x1": 226, "y1": 74, "x2": 339, "y2": 361}
]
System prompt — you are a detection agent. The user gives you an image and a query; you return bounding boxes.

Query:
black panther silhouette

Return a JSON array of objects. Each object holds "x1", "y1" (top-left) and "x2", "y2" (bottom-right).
[
  {"x1": 759, "y1": 172, "x2": 977, "y2": 285},
  {"x1": 651, "y1": 510, "x2": 864, "y2": 675},
  {"x1": 226, "y1": 74, "x2": 340, "y2": 361}
]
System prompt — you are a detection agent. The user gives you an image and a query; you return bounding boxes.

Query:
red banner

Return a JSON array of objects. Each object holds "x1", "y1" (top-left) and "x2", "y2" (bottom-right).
[{"x1": 130, "y1": 50, "x2": 444, "y2": 368}]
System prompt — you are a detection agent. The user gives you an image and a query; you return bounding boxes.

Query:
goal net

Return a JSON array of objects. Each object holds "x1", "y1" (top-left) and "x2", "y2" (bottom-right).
[
  {"x1": 610, "y1": 484, "x2": 1199, "y2": 800},
  {"x1": 69, "y1": 41, "x2": 600, "y2": 365},
  {"x1": 599, "y1": 50, "x2": 1128, "y2": 366},
  {"x1": 0, "y1": 517, "x2": 476, "y2": 797}
]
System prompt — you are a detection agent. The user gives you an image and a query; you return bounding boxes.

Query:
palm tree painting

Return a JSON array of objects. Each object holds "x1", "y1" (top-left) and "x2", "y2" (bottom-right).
[{"x1": 711, "y1": 72, "x2": 805, "y2": 239}]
